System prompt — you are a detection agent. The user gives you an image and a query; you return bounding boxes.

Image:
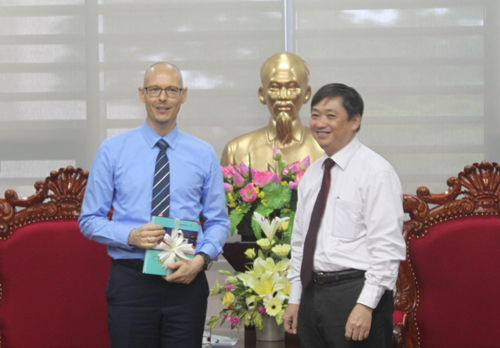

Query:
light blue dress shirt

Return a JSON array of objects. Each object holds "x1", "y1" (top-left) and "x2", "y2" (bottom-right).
[{"x1": 79, "y1": 121, "x2": 229, "y2": 260}]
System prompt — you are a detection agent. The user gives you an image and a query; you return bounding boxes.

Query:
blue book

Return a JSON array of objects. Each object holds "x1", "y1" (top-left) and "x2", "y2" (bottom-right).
[{"x1": 142, "y1": 216, "x2": 200, "y2": 276}]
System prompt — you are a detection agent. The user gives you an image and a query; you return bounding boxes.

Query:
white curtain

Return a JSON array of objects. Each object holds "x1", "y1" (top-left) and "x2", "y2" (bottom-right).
[{"x1": 1, "y1": 0, "x2": 499, "y2": 197}]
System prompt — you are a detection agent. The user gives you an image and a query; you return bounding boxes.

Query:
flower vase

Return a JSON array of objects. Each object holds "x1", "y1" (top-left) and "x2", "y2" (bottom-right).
[{"x1": 256, "y1": 314, "x2": 285, "y2": 342}]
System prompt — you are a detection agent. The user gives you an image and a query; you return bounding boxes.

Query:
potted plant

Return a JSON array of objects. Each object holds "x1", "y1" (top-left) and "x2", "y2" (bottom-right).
[
  {"x1": 221, "y1": 148, "x2": 310, "y2": 242},
  {"x1": 208, "y1": 212, "x2": 292, "y2": 341}
]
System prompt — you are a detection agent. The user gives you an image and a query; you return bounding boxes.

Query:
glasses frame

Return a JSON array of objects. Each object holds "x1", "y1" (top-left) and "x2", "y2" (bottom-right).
[{"x1": 144, "y1": 86, "x2": 184, "y2": 98}]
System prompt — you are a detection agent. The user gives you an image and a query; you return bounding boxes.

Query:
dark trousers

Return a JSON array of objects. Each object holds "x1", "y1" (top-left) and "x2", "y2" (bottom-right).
[
  {"x1": 298, "y1": 276, "x2": 393, "y2": 348},
  {"x1": 106, "y1": 260, "x2": 209, "y2": 348}
]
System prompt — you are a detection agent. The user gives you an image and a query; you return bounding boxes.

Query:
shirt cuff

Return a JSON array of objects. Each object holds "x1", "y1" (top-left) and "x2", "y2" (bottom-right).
[
  {"x1": 112, "y1": 221, "x2": 136, "y2": 249},
  {"x1": 288, "y1": 282, "x2": 303, "y2": 305},
  {"x1": 356, "y1": 282, "x2": 385, "y2": 309}
]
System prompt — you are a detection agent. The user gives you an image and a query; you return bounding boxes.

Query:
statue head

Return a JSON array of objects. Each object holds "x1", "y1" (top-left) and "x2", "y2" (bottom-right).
[{"x1": 258, "y1": 52, "x2": 312, "y2": 144}]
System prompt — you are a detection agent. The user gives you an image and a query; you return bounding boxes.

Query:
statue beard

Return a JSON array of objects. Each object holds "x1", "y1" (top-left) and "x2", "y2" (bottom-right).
[{"x1": 276, "y1": 111, "x2": 293, "y2": 145}]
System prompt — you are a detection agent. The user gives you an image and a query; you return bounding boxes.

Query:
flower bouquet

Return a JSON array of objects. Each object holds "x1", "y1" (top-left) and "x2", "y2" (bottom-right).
[
  {"x1": 208, "y1": 212, "x2": 292, "y2": 331},
  {"x1": 221, "y1": 148, "x2": 310, "y2": 242}
]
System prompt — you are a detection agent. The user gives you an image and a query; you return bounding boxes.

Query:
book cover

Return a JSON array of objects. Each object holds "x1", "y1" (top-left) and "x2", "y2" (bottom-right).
[{"x1": 142, "y1": 216, "x2": 200, "y2": 276}]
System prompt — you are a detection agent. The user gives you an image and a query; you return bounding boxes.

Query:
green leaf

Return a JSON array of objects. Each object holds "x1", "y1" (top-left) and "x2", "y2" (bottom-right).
[
  {"x1": 263, "y1": 182, "x2": 292, "y2": 210},
  {"x1": 252, "y1": 312, "x2": 263, "y2": 330},
  {"x1": 251, "y1": 204, "x2": 273, "y2": 239},
  {"x1": 279, "y1": 209, "x2": 295, "y2": 244},
  {"x1": 209, "y1": 279, "x2": 221, "y2": 297},
  {"x1": 218, "y1": 270, "x2": 232, "y2": 276},
  {"x1": 239, "y1": 202, "x2": 252, "y2": 214},
  {"x1": 258, "y1": 249, "x2": 265, "y2": 260},
  {"x1": 229, "y1": 209, "x2": 244, "y2": 236},
  {"x1": 248, "y1": 153, "x2": 253, "y2": 181},
  {"x1": 276, "y1": 309, "x2": 286, "y2": 325},
  {"x1": 278, "y1": 160, "x2": 286, "y2": 177},
  {"x1": 207, "y1": 316, "x2": 220, "y2": 329},
  {"x1": 255, "y1": 203, "x2": 273, "y2": 217}
]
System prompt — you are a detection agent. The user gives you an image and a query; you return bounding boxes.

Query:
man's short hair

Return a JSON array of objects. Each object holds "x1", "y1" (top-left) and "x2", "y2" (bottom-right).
[{"x1": 311, "y1": 83, "x2": 364, "y2": 121}]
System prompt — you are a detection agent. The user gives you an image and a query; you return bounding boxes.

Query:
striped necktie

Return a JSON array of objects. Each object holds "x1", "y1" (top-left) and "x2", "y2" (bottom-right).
[
  {"x1": 151, "y1": 139, "x2": 170, "y2": 217},
  {"x1": 300, "y1": 158, "x2": 335, "y2": 289}
]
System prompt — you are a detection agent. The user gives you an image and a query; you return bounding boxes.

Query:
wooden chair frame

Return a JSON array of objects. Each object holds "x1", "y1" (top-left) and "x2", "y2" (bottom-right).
[
  {"x1": 0, "y1": 166, "x2": 88, "y2": 240},
  {"x1": 393, "y1": 161, "x2": 500, "y2": 348}
]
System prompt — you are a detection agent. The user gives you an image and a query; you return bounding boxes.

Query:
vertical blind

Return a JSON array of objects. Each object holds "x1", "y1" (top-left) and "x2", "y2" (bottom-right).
[
  {"x1": 293, "y1": 0, "x2": 499, "y2": 193},
  {"x1": 1, "y1": 0, "x2": 499, "y2": 197}
]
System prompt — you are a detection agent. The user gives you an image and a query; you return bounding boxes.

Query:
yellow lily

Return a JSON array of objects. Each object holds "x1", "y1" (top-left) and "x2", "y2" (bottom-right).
[
  {"x1": 248, "y1": 272, "x2": 285, "y2": 298},
  {"x1": 259, "y1": 257, "x2": 290, "y2": 275}
]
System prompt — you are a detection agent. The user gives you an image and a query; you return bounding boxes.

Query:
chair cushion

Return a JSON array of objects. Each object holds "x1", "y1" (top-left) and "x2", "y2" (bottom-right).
[
  {"x1": 393, "y1": 309, "x2": 404, "y2": 325},
  {"x1": 0, "y1": 219, "x2": 111, "y2": 348},
  {"x1": 409, "y1": 214, "x2": 500, "y2": 348}
]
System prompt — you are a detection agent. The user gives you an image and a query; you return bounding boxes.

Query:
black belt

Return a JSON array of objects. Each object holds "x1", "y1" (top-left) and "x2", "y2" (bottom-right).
[
  {"x1": 113, "y1": 258, "x2": 144, "y2": 272},
  {"x1": 313, "y1": 269, "x2": 365, "y2": 285}
]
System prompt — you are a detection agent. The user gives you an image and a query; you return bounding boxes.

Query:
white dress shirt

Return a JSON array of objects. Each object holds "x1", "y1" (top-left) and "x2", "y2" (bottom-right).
[{"x1": 288, "y1": 136, "x2": 406, "y2": 309}]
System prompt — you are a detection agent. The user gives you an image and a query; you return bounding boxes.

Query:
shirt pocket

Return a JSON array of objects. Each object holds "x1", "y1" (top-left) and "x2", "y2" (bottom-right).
[{"x1": 333, "y1": 198, "x2": 363, "y2": 240}]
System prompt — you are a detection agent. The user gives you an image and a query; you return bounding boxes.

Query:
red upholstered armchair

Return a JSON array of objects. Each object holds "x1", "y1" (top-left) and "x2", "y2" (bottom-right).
[
  {"x1": 392, "y1": 161, "x2": 500, "y2": 348},
  {"x1": 0, "y1": 166, "x2": 110, "y2": 348}
]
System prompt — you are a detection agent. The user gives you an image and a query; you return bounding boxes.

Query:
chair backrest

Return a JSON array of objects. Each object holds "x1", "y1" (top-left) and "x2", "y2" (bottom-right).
[
  {"x1": 394, "y1": 161, "x2": 500, "y2": 348},
  {"x1": 0, "y1": 166, "x2": 111, "y2": 348}
]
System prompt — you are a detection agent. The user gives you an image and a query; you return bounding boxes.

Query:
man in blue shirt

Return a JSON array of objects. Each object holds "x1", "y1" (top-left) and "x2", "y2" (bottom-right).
[{"x1": 79, "y1": 62, "x2": 229, "y2": 348}]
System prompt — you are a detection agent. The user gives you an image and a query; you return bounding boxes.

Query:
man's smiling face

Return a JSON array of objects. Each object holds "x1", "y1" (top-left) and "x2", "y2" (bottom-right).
[
  {"x1": 139, "y1": 64, "x2": 187, "y2": 136},
  {"x1": 310, "y1": 96, "x2": 360, "y2": 156}
]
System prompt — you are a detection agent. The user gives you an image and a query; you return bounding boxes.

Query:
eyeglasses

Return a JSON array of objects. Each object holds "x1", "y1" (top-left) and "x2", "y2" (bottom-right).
[{"x1": 144, "y1": 86, "x2": 183, "y2": 98}]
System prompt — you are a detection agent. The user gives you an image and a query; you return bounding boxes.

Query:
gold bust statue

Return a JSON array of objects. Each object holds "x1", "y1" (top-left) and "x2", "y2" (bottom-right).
[{"x1": 220, "y1": 52, "x2": 323, "y2": 171}]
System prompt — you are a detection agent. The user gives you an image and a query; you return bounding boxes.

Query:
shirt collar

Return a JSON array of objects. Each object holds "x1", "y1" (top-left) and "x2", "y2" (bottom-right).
[
  {"x1": 140, "y1": 121, "x2": 180, "y2": 150},
  {"x1": 326, "y1": 136, "x2": 361, "y2": 171}
]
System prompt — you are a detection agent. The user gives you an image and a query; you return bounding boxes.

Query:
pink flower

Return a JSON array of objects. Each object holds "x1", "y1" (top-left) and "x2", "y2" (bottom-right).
[
  {"x1": 226, "y1": 283, "x2": 233, "y2": 292},
  {"x1": 239, "y1": 183, "x2": 257, "y2": 203},
  {"x1": 222, "y1": 313, "x2": 229, "y2": 319},
  {"x1": 223, "y1": 183, "x2": 233, "y2": 193},
  {"x1": 273, "y1": 147, "x2": 282, "y2": 160},
  {"x1": 258, "y1": 306, "x2": 265, "y2": 314},
  {"x1": 252, "y1": 170, "x2": 280, "y2": 187},
  {"x1": 289, "y1": 170, "x2": 305, "y2": 190},
  {"x1": 300, "y1": 156, "x2": 311, "y2": 170},
  {"x1": 233, "y1": 172, "x2": 245, "y2": 187},
  {"x1": 230, "y1": 316, "x2": 240, "y2": 325},
  {"x1": 239, "y1": 162, "x2": 249, "y2": 176},
  {"x1": 221, "y1": 165, "x2": 236, "y2": 179},
  {"x1": 283, "y1": 162, "x2": 300, "y2": 175},
  {"x1": 295, "y1": 171, "x2": 305, "y2": 184},
  {"x1": 248, "y1": 306, "x2": 253, "y2": 311}
]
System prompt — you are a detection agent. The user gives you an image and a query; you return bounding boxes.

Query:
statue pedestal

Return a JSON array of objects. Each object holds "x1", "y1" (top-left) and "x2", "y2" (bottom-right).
[{"x1": 222, "y1": 242, "x2": 258, "y2": 273}]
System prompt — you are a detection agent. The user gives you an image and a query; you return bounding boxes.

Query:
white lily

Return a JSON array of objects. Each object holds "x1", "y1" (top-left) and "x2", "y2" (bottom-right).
[
  {"x1": 253, "y1": 212, "x2": 289, "y2": 241},
  {"x1": 157, "y1": 230, "x2": 195, "y2": 269}
]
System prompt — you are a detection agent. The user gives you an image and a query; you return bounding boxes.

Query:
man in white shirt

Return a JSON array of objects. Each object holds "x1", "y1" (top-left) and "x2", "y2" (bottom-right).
[{"x1": 282, "y1": 83, "x2": 405, "y2": 348}]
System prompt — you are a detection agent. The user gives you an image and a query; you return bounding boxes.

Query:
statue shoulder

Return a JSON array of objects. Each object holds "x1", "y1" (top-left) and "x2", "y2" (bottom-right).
[
  {"x1": 221, "y1": 127, "x2": 268, "y2": 166},
  {"x1": 301, "y1": 126, "x2": 324, "y2": 162},
  {"x1": 223, "y1": 127, "x2": 267, "y2": 151}
]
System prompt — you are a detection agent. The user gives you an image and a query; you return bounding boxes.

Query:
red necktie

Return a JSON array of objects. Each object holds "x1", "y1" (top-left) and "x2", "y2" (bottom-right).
[{"x1": 300, "y1": 158, "x2": 335, "y2": 289}]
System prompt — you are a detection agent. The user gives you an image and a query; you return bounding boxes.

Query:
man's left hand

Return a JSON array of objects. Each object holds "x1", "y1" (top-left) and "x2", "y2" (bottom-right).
[
  {"x1": 345, "y1": 303, "x2": 373, "y2": 341},
  {"x1": 162, "y1": 254, "x2": 204, "y2": 284}
]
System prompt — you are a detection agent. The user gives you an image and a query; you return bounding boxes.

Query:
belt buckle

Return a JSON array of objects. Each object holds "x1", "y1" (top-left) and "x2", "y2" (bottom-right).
[{"x1": 314, "y1": 272, "x2": 325, "y2": 285}]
